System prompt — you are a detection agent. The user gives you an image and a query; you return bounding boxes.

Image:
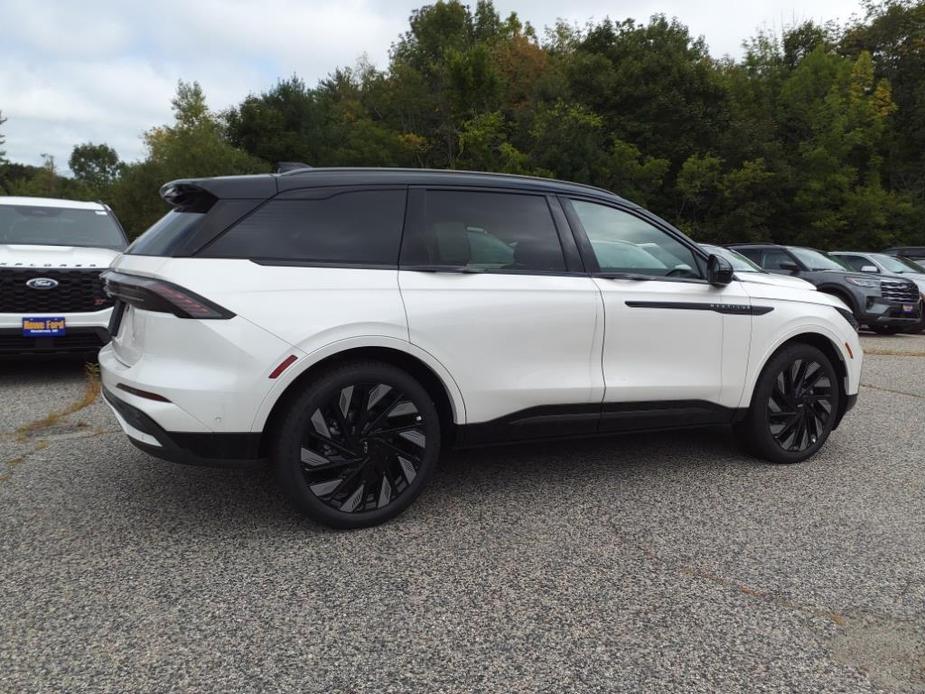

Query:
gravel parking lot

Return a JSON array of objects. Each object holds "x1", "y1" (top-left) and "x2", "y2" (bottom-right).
[{"x1": 1, "y1": 334, "x2": 923, "y2": 693}]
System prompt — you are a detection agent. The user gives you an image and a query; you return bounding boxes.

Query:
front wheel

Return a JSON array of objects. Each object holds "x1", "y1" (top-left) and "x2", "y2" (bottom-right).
[
  {"x1": 735, "y1": 344, "x2": 840, "y2": 464},
  {"x1": 272, "y1": 361, "x2": 441, "y2": 529}
]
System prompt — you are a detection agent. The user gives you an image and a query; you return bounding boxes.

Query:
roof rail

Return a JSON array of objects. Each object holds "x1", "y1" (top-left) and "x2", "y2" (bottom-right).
[{"x1": 276, "y1": 162, "x2": 312, "y2": 174}]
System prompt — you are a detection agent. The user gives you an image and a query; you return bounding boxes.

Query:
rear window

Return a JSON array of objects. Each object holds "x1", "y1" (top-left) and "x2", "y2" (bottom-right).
[
  {"x1": 127, "y1": 211, "x2": 205, "y2": 256},
  {"x1": 0, "y1": 204, "x2": 126, "y2": 249},
  {"x1": 200, "y1": 189, "x2": 406, "y2": 266}
]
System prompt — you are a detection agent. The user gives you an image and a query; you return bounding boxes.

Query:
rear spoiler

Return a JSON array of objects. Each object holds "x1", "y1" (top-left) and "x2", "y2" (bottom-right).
[
  {"x1": 159, "y1": 175, "x2": 277, "y2": 209},
  {"x1": 159, "y1": 183, "x2": 217, "y2": 212}
]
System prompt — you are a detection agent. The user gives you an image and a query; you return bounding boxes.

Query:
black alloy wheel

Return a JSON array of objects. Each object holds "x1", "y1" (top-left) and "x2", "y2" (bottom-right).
[
  {"x1": 273, "y1": 361, "x2": 441, "y2": 529},
  {"x1": 766, "y1": 358, "x2": 834, "y2": 453},
  {"x1": 736, "y1": 343, "x2": 841, "y2": 464}
]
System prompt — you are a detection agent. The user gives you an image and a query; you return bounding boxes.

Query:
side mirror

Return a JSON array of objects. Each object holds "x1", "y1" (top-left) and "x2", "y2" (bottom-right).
[
  {"x1": 707, "y1": 254, "x2": 734, "y2": 286},
  {"x1": 779, "y1": 261, "x2": 800, "y2": 272},
  {"x1": 860, "y1": 265, "x2": 879, "y2": 273}
]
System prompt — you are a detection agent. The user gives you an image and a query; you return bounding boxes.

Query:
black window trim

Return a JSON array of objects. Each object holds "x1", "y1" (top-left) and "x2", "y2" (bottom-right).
[
  {"x1": 559, "y1": 194, "x2": 711, "y2": 285},
  {"x1": 399, "y1": 185, "x2": 583, "y2": 278},
  {"x1": 195, "y1": 185, "x2": 409, "y2": 269}
]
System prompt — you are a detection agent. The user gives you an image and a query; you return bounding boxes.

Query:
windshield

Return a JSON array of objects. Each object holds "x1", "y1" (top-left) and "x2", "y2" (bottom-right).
[
  {"x1": 898, "y1": 256, "x2": 925, "y2": 273},
  {"x1": 701, "y1": 244, "x2": 763, "y2": 272},
  {"x1": 871, "y1": 253, "x2": 923, "y2": 274},
  {"x1": 0, "y1": 204, "x2": 126, "y2": 250},
  {"x1": 789, "y1": 247, "x2": 845, "y2": 271}
]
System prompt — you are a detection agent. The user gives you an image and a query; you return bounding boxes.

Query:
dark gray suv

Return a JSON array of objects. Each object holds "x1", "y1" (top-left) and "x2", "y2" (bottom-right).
[{"x1": 729, "y1": 243, "x2": 921, "y2": 334}]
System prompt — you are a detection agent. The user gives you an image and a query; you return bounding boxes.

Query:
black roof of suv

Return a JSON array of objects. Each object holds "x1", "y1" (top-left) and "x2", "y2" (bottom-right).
[{"x1": 161, "y1": 167, "x2": 635, "y2": 207}]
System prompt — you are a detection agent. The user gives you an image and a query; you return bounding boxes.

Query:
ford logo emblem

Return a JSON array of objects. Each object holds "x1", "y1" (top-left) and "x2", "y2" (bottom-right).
[{"x1": 26, "y1": 277, "x2": 59, "y2": 290}]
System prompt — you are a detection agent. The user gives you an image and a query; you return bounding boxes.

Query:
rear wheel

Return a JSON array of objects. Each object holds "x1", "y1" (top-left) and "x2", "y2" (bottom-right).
[
  {"x1": 272, "y1": 361, "x2": 441, "y2": 529},
  {"x1": 736, "y1": 344, "x2": 840, "y2": 464}
]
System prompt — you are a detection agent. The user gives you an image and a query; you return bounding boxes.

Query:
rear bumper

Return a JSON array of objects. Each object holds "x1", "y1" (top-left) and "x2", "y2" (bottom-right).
[{"x1": 102, "y1": 387, "x2": 263, "y2": 468}]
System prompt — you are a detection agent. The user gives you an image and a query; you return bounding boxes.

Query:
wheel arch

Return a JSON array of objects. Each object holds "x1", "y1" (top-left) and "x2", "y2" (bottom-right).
[
  {"x1": 751, "y1": 331, "x2": 851, "y2": 429},
  {"x1": 816, "y1": 285, "x2": 857, "y2": 314},
  {"x1": 256, "y1": 343, "x2": 463, "y2": 456}
]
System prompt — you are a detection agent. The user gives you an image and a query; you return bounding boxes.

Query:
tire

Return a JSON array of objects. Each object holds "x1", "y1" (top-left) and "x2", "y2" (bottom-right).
[
  {"x1": 272, "y1": 361, "x2": 441, "y2": 529},
  {"x1": 735, "y1": 344, "x2": 840, "y2": 464},
  {"x1": 903, "y1": 304, "x2": 925, "y2": 334}
]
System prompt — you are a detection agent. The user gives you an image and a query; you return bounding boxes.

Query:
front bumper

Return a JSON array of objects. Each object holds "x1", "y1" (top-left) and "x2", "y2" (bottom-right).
[
  {"x1": 0, "y1": 309, "x2": 113, "y2": 355},
  {"x1": 0, "y1": 327, "x2": 109, "y2": 355},
  {"x1": 102, "y1": 387, "x2": 263, "y2": 468},
  {"x1": 860, "y1": 298, "x2": 922, "y2": 327}
]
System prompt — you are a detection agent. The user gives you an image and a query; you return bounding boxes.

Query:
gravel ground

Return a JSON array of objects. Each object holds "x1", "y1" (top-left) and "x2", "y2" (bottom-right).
[{"x1": 1, "y1": 335, "x2": 923, "y2": 693}]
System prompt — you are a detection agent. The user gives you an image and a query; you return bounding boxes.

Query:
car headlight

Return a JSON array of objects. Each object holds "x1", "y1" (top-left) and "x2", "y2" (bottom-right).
[{"x1": 845, "y1": 277, "x2": 880, "y2": 289}]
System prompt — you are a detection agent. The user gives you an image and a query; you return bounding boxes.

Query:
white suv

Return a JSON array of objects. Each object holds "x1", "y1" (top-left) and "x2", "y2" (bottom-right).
[
  {"x1": 0, "y1": 196, "x2": 127, "y2": 354},
  {"x1": 99, "y1": 169, "x2": 862, "y2": 528}
]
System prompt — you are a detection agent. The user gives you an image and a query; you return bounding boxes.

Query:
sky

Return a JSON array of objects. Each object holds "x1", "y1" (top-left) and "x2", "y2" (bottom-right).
[{"x1": 0, "y1": 0, "x2": 864, "y2": 171}]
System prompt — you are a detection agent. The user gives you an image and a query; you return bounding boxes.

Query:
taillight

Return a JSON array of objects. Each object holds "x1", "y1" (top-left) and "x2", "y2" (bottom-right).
[{"x1": 101, "y1": 270, "x2": 234, "y2": 319}]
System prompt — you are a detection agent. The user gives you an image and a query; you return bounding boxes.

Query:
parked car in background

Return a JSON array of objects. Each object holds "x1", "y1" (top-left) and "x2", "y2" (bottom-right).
[
  {"x1": 830, "y1": 250, "x2": 925, "y2": 334},
  {"x1": 883, "y1": 246, "x2": 925, "y2": 264},
  {"x1": 700, "y1": 244, "x2": 816, "y2": 291},
  {"x1": 99, "y1": 168, "x2": 861, "y2": 528},
  {"x1": 0, "y1": 197, "x2": 127, "y2": 354},
  {"x1": 729, "y1": 243, "x2": 921, "y2": 334}
]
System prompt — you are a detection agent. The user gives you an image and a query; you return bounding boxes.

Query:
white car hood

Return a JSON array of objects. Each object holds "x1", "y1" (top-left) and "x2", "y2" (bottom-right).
[
  {"x1": 735, "y1": 271, "x2": 815, "y2": 290},
  {"x1": 0, "y1": 244, "x2": 120, "y2": 269}
]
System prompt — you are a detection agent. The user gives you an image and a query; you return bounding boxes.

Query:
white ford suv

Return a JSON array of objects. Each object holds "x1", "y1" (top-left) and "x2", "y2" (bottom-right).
[
  {"x1": 0, "y1": 196, "x2": 127, "y2": 354},
  {"x1": 99, "y1": 168, "x2": 862, "y2": 528}
]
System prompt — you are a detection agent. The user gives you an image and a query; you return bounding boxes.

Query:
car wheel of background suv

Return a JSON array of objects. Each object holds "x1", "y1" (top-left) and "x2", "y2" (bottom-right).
[
  {"x1": 272, "y1": 361, "x2": 441, "y2": 529},
  {"x1": 735, "y1": 343, "x2": 841, "y2": 464},
  {"x1": 905, "y1": 301, "x2": 925, "y2": 334}
]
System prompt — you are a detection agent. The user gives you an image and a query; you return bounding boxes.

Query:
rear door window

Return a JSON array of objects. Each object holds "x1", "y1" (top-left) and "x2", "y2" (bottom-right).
[
  {"x1": 200, "y1": 189, "x2": 406, "y2": 266},
  {"x1": 401, "y1": 190, "x2": 565, "y2": 273}
]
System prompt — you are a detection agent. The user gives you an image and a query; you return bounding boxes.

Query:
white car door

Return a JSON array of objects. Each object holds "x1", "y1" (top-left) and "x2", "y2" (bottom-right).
[
  {"x1": 561, "y1": 198, "x2": 753, "y2": 431},
  {"x1": 398, "y1": 188, "x2": 604, "y2": 442}
]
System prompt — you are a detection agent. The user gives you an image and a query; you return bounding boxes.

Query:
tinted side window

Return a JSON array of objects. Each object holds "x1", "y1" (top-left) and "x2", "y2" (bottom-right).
[
  {"x1": 762, "y1": 249, "x2": 797, "y2": 270},
  {"x1": 837, "y1": 254, "x2": 870, "y2": 272},
  {"x1": 735, "y1": 248, "x2": 763, "y2": 263},
  {"x1": 201, "y1": 189, "x2": 405, "y2": 265},
  {"x1": 569, "y1": 200, "x2": 700, "y2": 279},
  {"x1": 402, "y1": 190, "x2": 565, "y2": 272}
]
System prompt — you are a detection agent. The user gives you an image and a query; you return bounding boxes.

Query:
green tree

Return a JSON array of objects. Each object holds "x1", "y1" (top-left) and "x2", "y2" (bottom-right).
[
  {"x1": 109, "y1": 81, "x2": 268, "y2": 237},
  {"x1": 842, "y1": 0, "x2": 925, "y2": 206},
  {"x1": 0, "y1": 109, "x2": 6, "y2": 164},
  {"x1": 69, "y1": 143, "x2": 122, "y2": 192}
]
